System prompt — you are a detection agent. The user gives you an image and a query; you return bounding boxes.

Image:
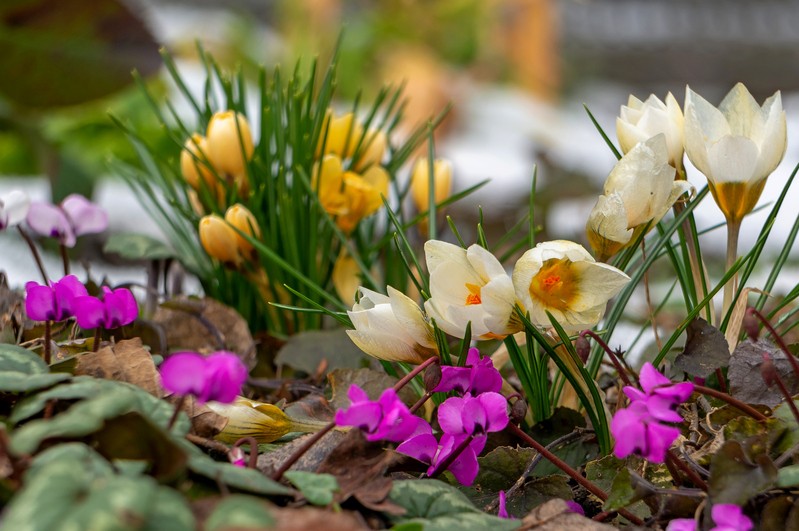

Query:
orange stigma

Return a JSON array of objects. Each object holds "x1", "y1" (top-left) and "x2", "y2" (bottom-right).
[{"x1": 465, "y1": 283, "x2": 482, "y2": 305}]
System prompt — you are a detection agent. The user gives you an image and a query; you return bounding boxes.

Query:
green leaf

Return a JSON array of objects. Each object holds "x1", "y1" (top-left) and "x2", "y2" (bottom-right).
[
  {"x1": 285, "y1": 471, "x2": 338, "y2": 506},
  {"x1": 0, "y1": 344, "x2": 48, "y2": 374},
  {"x1": 778, "y1": 464, "x2": 799, "y2": 488},
  {"x1": 0, "y1": 371, "x2": 71, "y2": 392},
  {"x1": 708, "y1": 440, "x2": 778, "y2": 505},
  {"x1": 204, "y1": 495, "x2": 275, "y2": 531},
  {"x1": 104, "y1": 232, "x2": 175, "y2": 261},
  {"x1": 143, "y1": 487, "x2": 196, "y2": 531},
  {"x1": 603, "y1": 468, "x2": 655, "y2": 512},
  {"x1": 389, "y1": 480, "x2": 520, "y2": 531},
  {"x1": 185, "y1": 445, "x2": 292, "y2": 496},
  {"x1": 0, "y1": 0, "x2": 160, "y2": 108}
]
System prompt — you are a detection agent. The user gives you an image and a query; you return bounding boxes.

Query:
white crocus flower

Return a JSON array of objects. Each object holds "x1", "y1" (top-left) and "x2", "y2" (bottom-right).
[
  {"x1": 587, "y1": 135, "x2": 693, "y2": 261},
  {"x1": 617, "y1": 92, "x2": 685, "y2": 171},
  {"x1": 513, "y1": 240, "x2": 630, "y2": 333},
  {"x1": 684, "y1": 83, "x2": 786, "y2": 224},
  {"x1": 424, "y1": 240, "x2": 520, "y2": 340},
  {"x1": 0, "y1": 190, "x2": 30, "y2": 230},
  {"x1": 347, "y1": 286, "x2": 437, "y2": 364}
]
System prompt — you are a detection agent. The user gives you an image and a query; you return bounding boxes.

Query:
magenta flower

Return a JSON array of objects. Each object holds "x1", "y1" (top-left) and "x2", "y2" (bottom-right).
[
  {"x1": 25, "y1": 275, "x2": 88, "y2": 322},
  {"x1": 498, "y1": 491, "x2": 512, "y2": 519},
  {"x1": 565, "y1": 500, "x2": 585, "y2": 516},
  {"x1": 397, "y1": 424, "x2": 486, "y2": 486},
  {"x1": 335, "y1": 384, "x2": 423, "y2": 442},
  {"x1": 434, "y1": 347, "x2": 503, "y2": 396},
  {"x1": 160, "y1": 351, "x2": 248, "y2": 403},
  {"x1": 666, "y1": 519, "x2": 696, "y2": 531},
  {"x1": 438, "y1": 392, "x2": 509, "y2": 436},
  {"x1": 624, "y1": 362, "x2": 694, "y2": 422},
  {"x1": 611, "y1": 400, "x2": 681, "y2": 463},
  {"x1": 73, "y1": 286, "x2": 138, "y2": 330},
  {"x1": 710, "y1": 504, "x2": 753, "y2": 531},
  {"x1": 27, "y1": 194, "x2": 108, "y2": 247}
]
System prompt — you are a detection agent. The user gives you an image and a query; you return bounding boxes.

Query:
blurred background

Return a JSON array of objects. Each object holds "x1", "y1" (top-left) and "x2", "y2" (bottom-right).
[{"x1": 2, "y1": 0, "x2": 799, "y2": 295}]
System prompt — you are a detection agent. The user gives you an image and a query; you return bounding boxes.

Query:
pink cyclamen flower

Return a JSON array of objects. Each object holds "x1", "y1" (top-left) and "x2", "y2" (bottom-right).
[
  {"x1": 434, "y1": 347, "x2": 503, "y2": 396},
  {"x1": 666, "y1": 519, "x2": 696, "y2": 531},
  {"x1": 625, "y1": 362, "x2": 694, "y2": 422},
  {"x1": 710, "y1": 504, "x2": 753, "y2": 531},
  {"x1": 27, "y1": 194, "x2": 108, "y2": 247},
  {"x1": 565, "y1": 500, "x2": 585, "y2": 516},
  {"x1": 160, "y1": 351, "x2": 248, "y2": 404},
  {"x1": 73, "y1": 286, "x2": 138, "y2": 329},
  {"x1": 335, "y1": 384, "x2": 423, "y2": 442},
  {"x1": 0, "y1": 190, "x2": 30, "y2": 230},
  {"x1": 25, "y1": 275, "x2": 88, "y2": 322},
  {"x1": 498, "y1": 491, "x2": 512, "y2": 519},
  {"x1": 437, "y1": 392, "x2": 509, "y2": 436},
  {"x1": 611, "y1": 400, "x2": 681, "y2": 463},
  {"x1": 397, "y1": 425, "x2": 486, "y2": 486}
]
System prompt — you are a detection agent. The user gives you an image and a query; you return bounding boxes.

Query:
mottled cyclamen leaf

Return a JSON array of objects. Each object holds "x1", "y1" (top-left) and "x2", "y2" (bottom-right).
[{"x1": 674, "y1": 317, "x2": 730, "y2": 378}]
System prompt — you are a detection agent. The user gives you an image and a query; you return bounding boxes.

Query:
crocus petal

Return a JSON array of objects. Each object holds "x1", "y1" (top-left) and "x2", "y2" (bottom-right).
[
  {"x1": 25, "y1": 283, "x2": 56, "y2": 321},
  {"x1": 72, "y1": 295, "x2": 106, "y2": 329},
  {"x1": 160, "y1": 352, "x2": 208, "y2": 396},
  {"x1": 62, "y1": 194, "x2": 108, "y2": 236}
]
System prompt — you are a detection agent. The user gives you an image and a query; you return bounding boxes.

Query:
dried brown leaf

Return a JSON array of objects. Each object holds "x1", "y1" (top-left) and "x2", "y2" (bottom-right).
[
  {"x1": 674, "y1": 317, "x2": 730, "y2": 378},
  {"x1": 729, "y1": 339, "x2": 797, "y2": 407},
  {"x1": 75, "y1": 338, "x2": 162, "y2": 397},
  {"x1": 518, "y1": 498, "x2": 614, "y2": 530}
]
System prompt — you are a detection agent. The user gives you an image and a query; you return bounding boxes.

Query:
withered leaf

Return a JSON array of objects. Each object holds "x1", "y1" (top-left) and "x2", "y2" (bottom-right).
[
  {"x1": 729, "y1": 339, "x2": 797, "y2": 407},
  {"x1": 317, "y1": 429, "x2": 405, "y2": 514},
  {"x1": 674, "y1": 317, "x2": 730, "y2": 378},
  {"x1": 257, "y1": 430, "x2": 346, "y2": 476},
  {"x1": 271, "y1": 505, "x2": 368, "y2": 530},
  {"x1": 153, "y1": 296, "x2": 256, "y2": 369},
  {"x1": 708, "y1": 440, "x2": 777, "y2": 505},
  {"x1": 275, "y1": 329, "x2": 365, "y2": 376},
  {"x1": 75, "y1": 338, "x2": 162, "y2": 397},
  {"x1": 519, "y1": 498, "x2": 614, "y2": 530}
]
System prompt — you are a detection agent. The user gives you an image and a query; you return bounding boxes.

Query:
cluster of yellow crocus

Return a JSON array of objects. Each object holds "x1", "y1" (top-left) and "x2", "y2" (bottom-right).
[
  {"x1": 199, "y1": 203, "x2": 260, "y2": 268},
  {"x1": 180, "y1": 111, "x2": 255, "y2": 202},
  {"x1": 347, "y1": 239, "x2": 630, "y2": 363},
  {"x1": 587, "y1": 83, "x2": 786, "y2": 262},
  {"x1": 313, "y1": 111, "x2": 391, "y2": 234}
]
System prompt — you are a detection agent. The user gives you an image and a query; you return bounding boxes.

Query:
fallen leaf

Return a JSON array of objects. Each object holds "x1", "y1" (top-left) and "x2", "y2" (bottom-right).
[
  {"x1": 270, "y1": 505, "x2": 368, "y2": 530},
  {"x1": 519, "y1": 498, "x2": 614, "y2": 530},
  {"x1": 729, "y1": 339, "x2": 797, "y2": 407},
  {"x1": 75, "y1": 338, "x2": 162, "y2": 397},
  {"x1": 674, "y1": 317, "x2": 730, "y2": 378},
  {"x1": 153, "y1": 296, "x2": 256, "y2": 369},
  {"x1": 275, "y1": 329, "x2": 365, "y2": 376},
  {"x1": 257, "y1": 430, "x2": 346, "y2": 476}
]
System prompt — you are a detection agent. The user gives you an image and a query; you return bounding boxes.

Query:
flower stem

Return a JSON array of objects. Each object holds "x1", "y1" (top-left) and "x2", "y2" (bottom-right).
[
  {"x1": 692, "y1": 384, "x2": 766, "y2": 421},
  {"x1": 749, "y1": 307, "x2": 799, "y2": 381},
  {"x1": 43, "y1": 320, "x2": 51, "y2": 364},
  {"x1": 665, "y1": 450, "x2": 707, "y2": 490},
  {"x1": 93, "y1": 328, "x2": 101, "y2": 352},
  {"x1": 428, "y1": 433, "x2": 474, "y2": 479},
  {"x1": 167, "y1": 394, "x2": 186, "y2": 431},
  {"x1": 580, "y1": 330, "x2": 636, "y2": 387},
  {"x1": 394, "y1": 357, "x2": 440, "y2": 392},
  {"x1": 409, "y1": 391, "x2": 433, "y2": 414},
  {"x1": 773, "y1": 371, "x2": 799, "y2": 426},
  {"x1": 17, "y1": 226, "x2": 49, "y2": 284},
  {"x1": 721, "y1": 219, "x2": 741, "y2": 323},
  {"x1": 59, "y1": 244, "x2": 70, "y2": 276},
  {"x1": 233, "y1": 436, "x2": 260, "y2": 469},
  {"x1": 507, "y1": 423, "x2": 644, "y2": 525}
]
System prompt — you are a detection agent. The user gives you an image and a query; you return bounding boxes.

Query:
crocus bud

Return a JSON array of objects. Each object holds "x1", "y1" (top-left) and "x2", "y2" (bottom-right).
[
  {"x1": 206, "y1": 111, "x2": 255, "y2": 182},
  {"x1": 318, "y1": 111, "x2": 364, "y2": 160},
  {"x1": 575, "y1": 335, "x2": 591, "y2": 364},
  {"x1": 410, "y1": 158, "x2": 453, "y2": 213},
  {"x1": 510, "y1": 398, "x2": 528, "y2": 424},
  {"x1": 199, "y1": 215, "x2": 242, "y2": 267},
  {"x1": 224, "y1": 204, "x2": 260, "y2": 261},
  {"x1": 761, "y1": 353, "x2": 777, "y2": 387},
  {"x1": 743, "y1": 309, "x2": 760, "y2": 341},
  {"x1": 180, "y1": 134, "x2": 214, "y2": 191},
  {"x1": 423, "y1": 361, "x2": 442, "y2": 392}
]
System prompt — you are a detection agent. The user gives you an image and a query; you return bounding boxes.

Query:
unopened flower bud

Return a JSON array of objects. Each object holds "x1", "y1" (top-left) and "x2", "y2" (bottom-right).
[
  {"x1": 743, "y1": 309, "x2": 760, "y2": 341},
  {"x1": 228, "y1": 446, "x2": 247, "y2": 467},
  {"x1": 199, "y1": 215, "x2": 242, "y2": 267},
  {"x1": 208, "y1": 398, "x2": 293, "y2": 444},
  {"x1": 761, "y1": 353, "x2": 777, "y2": 387},
  {"x1": 575, "y1": 335, "x2": 591, "y2": 364},
  {"x1": 510, "y1": 398, "x2": 528, "y2": 424},
  {"x1": 224, "y1": 204, "x2": 260, "y2": 260},
  {"x1": 206, "y1": 111, "x2": 255, "y2": 180},
  {"x1": 410, "y1": 158, "x2": 453, "y2": 214},
  {"x1": 423, "y1": 361, "x2": 442, "y2": 391},
  {"x1": 180, "y1": 134, "x2": 214, "y2": 190},
  {"x1": 318, "y1": 111, "x2": 363, "y2": 160}
]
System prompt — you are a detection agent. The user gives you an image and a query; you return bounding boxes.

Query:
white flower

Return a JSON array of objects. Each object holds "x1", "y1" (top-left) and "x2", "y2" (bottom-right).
[
  {"x1": 617, "y1": 92, "x2": 685, "y2": 170},
  {"x1": 512, "y1": 240, "x2": 630, "y2": 333},
  {"x1": 424, "y1": 240, "x2": 520, "y2": 340},
  {"x1": 0, "y1": 190, "x2": 30, "y2": 230},
  {"x1": 347, "y1": 286, "x2": 437, "y2": 364},
  {"x1": 684, "y1": 83, "x2": 786, "y2": 223},
  {"x1": 587, "y1": 135, "x2": 693, "y2": 261}
]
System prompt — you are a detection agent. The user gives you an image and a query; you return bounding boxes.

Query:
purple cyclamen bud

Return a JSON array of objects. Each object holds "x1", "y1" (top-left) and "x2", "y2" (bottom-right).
[
  {"x1": 742, "y1": 308, "x2": 760, "y2": 341},
  {"x1": 761, "y1": 353, "x2": 777, "y2": 387},
  {"x1": 424, "y1": 361, "x2": 442, "y2": 392},
  {"x1": 575, "y1": 335, "x2": 591, "y2": 364},
  {"x1": 510, "y1": 398, "x2": 528, "y2": 424}
]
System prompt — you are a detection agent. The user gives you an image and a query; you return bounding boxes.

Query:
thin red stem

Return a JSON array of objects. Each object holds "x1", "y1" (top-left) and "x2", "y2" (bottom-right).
[
  {"x1": 17, "y1": 226, "x2": 49, "y2": 284},
  {"x1": 233, "y1": 436, "x2": 260, "y2": 469},
  {"x1": 43, "y1": 320, "x2": 51, "y2": 364},
  {"x1": 666, "y1": 450, "x2": 707, "y2": 490},
  {"x1": 693, "y1": 384, "x2": 766, "y2": 421},
  {"x1": 580, "y1": 330, "x2": 635, "y2": 387},
  {"x1": 394, "y1": 356, "x2": 440, "y2": 392},
  {"x1": 271, "y1": 421, "x2": 335, "y2": 481},
  {"x1": 774, "y1": 373, "x2": 799, "y2": 426},
  {"x1": 428, "y1": 433, "x2": 474, "y2": 479}
]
